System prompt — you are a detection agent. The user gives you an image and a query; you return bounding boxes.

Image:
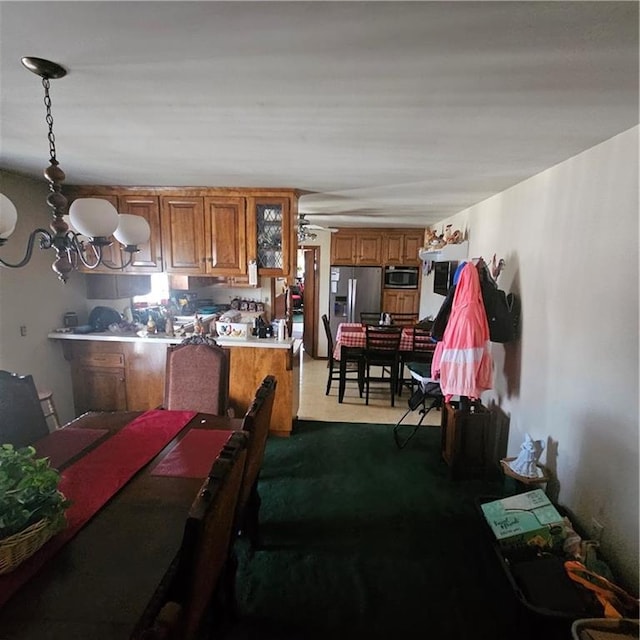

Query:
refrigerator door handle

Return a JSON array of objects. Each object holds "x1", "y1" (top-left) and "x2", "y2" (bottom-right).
[{"x1": 349, "y1": 278, "x2": 357, "y2": 323}]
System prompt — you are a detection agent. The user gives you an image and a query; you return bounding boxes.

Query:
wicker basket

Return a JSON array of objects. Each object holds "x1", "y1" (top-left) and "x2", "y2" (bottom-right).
[{"x1": 0, "y1": 515, "x2": 66, "y2": 575}]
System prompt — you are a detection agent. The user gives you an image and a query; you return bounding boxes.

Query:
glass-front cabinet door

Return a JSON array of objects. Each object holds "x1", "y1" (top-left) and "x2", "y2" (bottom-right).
[{"x1": 247, "y1": 196, "x2": 292, "y2": 277}]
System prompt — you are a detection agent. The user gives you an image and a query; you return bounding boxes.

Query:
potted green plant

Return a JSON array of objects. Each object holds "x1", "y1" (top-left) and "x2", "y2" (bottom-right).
[{"x1": 0, "y1": 444, "x2": 70, "y2": 574}]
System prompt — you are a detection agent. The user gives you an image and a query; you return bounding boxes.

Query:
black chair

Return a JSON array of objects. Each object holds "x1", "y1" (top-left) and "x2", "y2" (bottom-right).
[
  {"x1": 398, "y1": 326, "x2": 435, "y2": 396},
  {"x1": 363, "y1": 326, "x2": 402, "y2": 407},
  {"x1": 0, "y1": 370, "x2": 50, "y2": 447},
  {"x1": 321, "y1": 314, "x2": 364, "y2": 402},
  {"x1": 389, "y1": 312, "x2": 419, "y2": 326},
  {"x1": 360, "y1": 312, "x2": 382, "y2": 325}
]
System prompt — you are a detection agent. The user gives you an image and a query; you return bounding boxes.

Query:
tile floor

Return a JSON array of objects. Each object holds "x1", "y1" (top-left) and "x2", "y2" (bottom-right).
[{"x1": 296, "y1": 348, "x2": 441, "y2": 428}]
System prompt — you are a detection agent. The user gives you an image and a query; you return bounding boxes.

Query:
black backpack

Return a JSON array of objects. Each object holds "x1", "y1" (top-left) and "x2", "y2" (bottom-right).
[{"x1": 478, "y1": 264, "x2": 520, "y2": 343}]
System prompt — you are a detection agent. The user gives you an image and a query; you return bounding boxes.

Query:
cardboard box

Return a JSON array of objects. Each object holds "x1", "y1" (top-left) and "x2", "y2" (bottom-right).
[{"x1": 480, "y1": 489, "x2": 565, "y2": 551}]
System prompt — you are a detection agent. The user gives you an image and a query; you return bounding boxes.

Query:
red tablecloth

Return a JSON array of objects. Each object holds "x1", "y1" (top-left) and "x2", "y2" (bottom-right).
[{"x1": 333, "y1": 323, "x2": 419, "y2": 360}]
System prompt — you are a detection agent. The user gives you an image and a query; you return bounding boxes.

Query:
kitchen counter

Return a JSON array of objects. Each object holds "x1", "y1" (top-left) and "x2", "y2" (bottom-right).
[
  {"x1": 49, "y1": 332, "x2": 301, "y2": 437},
  {"x1": 48, "y1": 330, "x2": 299, "y2": 350}
]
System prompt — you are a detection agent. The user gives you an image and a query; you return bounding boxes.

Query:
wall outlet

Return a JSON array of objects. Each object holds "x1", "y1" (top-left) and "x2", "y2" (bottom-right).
[
  {"x1": 19, "y1": 325, "x2": 27, "y2": 337},
  {"x1": 591, "y1": 517, "x2": 604, "y2": 543}
]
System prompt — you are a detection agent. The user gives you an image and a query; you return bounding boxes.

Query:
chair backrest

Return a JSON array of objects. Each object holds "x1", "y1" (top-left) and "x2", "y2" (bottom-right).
[
  {"x1": 237, "y1": 375, "x2": 277, "y2": 513},
  {"x1": 360, "y1": 312, "x2": 382, "y2": 325},
  {"x1": 365, "y1": 325, "x2": 402, "y2": 352},
  {"x1": 321, "y1": 314, "x2": 334, "y2": 358},
  {"x1": 0, "y1": 370, "x2": 49, "y2": 447},
  {"x1": 134, "y1": 432, "x2": 248, "y2": 640},
  {"x1": 389, "y1": 312, "x2": 419, "y2": 326},
  {"x1": 411, "y1": 326, "x2": 435, "y2": 353},
  {"x1": 164, "y1": 343, "x2": 230, "y2": 416}
]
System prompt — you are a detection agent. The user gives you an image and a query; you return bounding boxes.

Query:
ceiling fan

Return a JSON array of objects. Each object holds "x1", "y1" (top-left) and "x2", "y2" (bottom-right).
[{"x1": 297, "y1": 214, "x2": 338, "y2": 241}]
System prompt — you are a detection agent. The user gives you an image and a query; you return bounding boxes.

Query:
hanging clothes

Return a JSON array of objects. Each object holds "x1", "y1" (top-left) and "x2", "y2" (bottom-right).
[{"x1": 431, "y1": 262, "x2": 493, "y2": 400}]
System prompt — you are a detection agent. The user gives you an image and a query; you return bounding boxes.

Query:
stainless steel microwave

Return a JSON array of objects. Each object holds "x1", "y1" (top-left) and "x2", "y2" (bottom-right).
[{"x1": 383, "y1": 266, "x2": 419, "y2": 289}]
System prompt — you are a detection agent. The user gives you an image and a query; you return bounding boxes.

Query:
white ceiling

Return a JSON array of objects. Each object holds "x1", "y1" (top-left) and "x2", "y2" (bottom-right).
[{"x1": 0, "y1": 1, "x2": 638, "y2": 229}]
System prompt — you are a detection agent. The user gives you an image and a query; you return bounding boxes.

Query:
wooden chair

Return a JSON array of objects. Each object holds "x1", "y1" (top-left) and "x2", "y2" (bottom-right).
[
  {"x1": 321, "y1": 314, "x2": 364, "y2": 401},
  {"x1": 389, "y1": 312, "x2": 419, "y2": 326},
  {"x1": 133, "y1": 432, "x2": 248, "y2": 640},
  {"x1": 360, "y1": 311, "x2": 382, "y2": 325},
  {"x1": 0, "y1": 370, "x2": 50, "y2": 447},
  {"x1": 398, "y1": 326, "x2": 435, "y2": 396},
  {"x1": 164, "y1": 342, "x2": 230, "y2": 416},
  {"x1": 363, "y1": 326, "x2": 402, "y2": 407},
  {"x1": 234, "y1": 375, "x2": 277, "y2": 548}
]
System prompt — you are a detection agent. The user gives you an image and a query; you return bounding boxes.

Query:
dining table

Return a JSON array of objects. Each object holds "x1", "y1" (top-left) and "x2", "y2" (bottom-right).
[
  {"x1": 333, "y1": 323, "x2": 435, "y2": 403},
  {"x1": 0, "y1": 409, "x2": 244, "y2": 640}
]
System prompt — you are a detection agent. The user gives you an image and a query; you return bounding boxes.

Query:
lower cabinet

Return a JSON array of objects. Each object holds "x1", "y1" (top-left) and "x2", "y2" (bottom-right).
[
  {"x1": 59, "y1": 338, "x2": 300, "y2": 436},
  {"x1": 382, "y1": 289, "x2": 420, "y2": 314}
]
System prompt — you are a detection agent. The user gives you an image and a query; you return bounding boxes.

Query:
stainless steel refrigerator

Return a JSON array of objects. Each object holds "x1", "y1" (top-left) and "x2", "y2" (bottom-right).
[{"x1": 329, "y1": 266, "x2": 382, "y2": 336}]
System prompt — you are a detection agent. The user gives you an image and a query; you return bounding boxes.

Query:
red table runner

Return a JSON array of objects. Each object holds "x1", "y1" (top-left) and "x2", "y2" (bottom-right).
[
  {"x1": 151, "y1": 429, "x2": 235, "y2": 478},
  {"x1": 0, "y1": 409, "x2": 196, "y2": 608},
  {"x1": 32, "y1": 427, "x2": 109, "y2": 470}
]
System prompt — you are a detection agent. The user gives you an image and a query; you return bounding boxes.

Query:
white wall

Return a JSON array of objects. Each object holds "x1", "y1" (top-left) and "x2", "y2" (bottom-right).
[
  {"x1": 0, "y1": 170, "x2": 88, "y2": 426},
  {"x1": 420, "y1": 127, "x2": 639, "y2": 591}
]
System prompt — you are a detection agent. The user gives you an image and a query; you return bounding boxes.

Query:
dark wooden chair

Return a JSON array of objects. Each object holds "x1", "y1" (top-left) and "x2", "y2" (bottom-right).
[
  {"x1": 164, "y1": 342, "x2": 230, "y2": 416},
  {"x1": 321, "y1": 314, "x2": 364, "y2": 402},
  {"x1": 363, "y1": 326, "x2": 402, "y2": 407},
  {"x1": 133, "y1": 432, "x2": 248, "y2": 640},
  {"x1": 0, "y1": 370, "x2": 50, "y2": 447},
  {"x1": 360, "y1": 311, "x2": 382, "y2": 325},
  {"x1": 389, "y1": 312, "x2": 419, "y2": 326},
  {"x1": 234, "y1": 375, "x2": 277, "y2": 548},
  {"x1": 398, "y1": 326, "x2": 435, "y2": 396}
]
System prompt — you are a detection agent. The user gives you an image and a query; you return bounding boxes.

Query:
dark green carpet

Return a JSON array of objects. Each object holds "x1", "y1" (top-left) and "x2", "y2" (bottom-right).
[{"x1": 232, "y1": 421, "x2": 566, "y2": 639}]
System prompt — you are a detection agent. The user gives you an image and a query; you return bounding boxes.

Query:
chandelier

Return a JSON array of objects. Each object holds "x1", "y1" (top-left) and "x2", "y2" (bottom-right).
[
  {"x1": 297, "y1": 214, "x2": 317, "y2": 243},
  {"x1": 0, "y1": 57, "x2": 150, "y2": 283}
]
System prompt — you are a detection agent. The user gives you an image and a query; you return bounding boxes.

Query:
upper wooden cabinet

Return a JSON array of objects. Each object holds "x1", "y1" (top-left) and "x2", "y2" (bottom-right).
[
  {"x1": 331, "y1": 228, "x2": 424, "y2": 266},
  {"x1": 331, "y1": 230, "x2": 382, "y2": 266},
  {"x1": 160, "y1": 196, "x2": 207, "y2": 274},
  {"x1": 382, "y1": 289, "x2": 420, "y2": 315},
  {"x1": 118, "y1": 195, "x2": 162, "y2": 273},
  {"x1": 68, "y1": 187, "x2": 298, "y2": 281},
  {"x1": 205, "y1": 196, "x2": 247, "y2": 276},
  {"x1": 383, "y1": 230, "x2": 424, "y2": 266},
  {"x1": 246, "y1": 195, "x2": 293, "y2": 277}
]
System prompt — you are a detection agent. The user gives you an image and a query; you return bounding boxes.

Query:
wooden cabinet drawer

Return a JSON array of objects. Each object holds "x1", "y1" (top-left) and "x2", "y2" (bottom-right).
[{"x1": 78, "y1": 352, "x2": 125, "y2": 368}]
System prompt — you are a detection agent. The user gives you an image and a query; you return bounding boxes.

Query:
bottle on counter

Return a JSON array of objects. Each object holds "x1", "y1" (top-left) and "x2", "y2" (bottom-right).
[
  {"x1": 165, "y1": 315, "x2": 174, "y2": 337},
  {"x1": 277, "y1": 319, "x2": 286, "y2": 341}
]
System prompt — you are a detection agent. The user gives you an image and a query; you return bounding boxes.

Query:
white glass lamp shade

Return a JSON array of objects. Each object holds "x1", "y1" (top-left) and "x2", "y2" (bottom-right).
[
  {"x1": 114, "y1": 214, "x2": 151, "y2": 247},
  {"x1": 0, "y1": 193, "x2": 18, "y2": 239},
  {"x1": 68, "y1": 198, "x2": 119, "y2": 238}
]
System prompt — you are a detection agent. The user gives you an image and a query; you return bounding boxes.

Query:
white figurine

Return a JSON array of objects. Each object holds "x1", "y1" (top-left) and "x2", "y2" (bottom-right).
[{"x1": 508, "y1": 433, "x2": 544, "y2": 478}]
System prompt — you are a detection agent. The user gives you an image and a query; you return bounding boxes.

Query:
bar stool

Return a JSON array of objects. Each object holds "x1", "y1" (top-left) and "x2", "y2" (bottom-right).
[{"x1": 37, "y1": 388, "x2": 61, "y2": 430}]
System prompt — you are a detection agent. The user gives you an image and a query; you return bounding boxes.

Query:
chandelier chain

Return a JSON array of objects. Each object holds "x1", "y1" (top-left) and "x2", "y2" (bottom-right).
[{"x1": 42, "y1": 77, "x2": 57, "y2": 164}]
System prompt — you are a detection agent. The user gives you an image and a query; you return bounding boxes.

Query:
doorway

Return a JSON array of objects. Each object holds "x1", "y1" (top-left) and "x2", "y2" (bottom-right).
[{"x1": 297, "y1": 245, "x2": 320, "y2": 358}]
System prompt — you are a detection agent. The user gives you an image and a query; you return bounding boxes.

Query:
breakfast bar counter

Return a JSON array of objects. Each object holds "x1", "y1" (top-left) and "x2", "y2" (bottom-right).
[{"x1": 49, "y1": 333, "x2": 301, "y2": 437}]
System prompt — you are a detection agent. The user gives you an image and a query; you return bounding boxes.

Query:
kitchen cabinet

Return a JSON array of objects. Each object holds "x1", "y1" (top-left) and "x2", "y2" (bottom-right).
[
  {"x1": 160, "y1": 196, "x2": 207, "y2": 274},
  {"x1": 118, "y1": 194, "x2": 162, "y2": 273},
  {"x1": 332, "y1": 228, "x2": 423, "y2": 266},
  {"x1": 66, "y1": 344, "x2": 128, "y2": 413},
  {"x1": 70, "y1": 192, "x2": 163, "y2": 274},
  {"x1": 55, "y1": 335, "x2": 301, "y2": 436},
  {"x1": 330, "y1": 230, "x2": 382, "y2": 266},
  {"x1": 382, "y1": 289, "x2": 420, "y2": 314},
  {"x1": 246, "y1": 195, "x2": 293, "y2": 277},
  {"x1": 204, "y1": 196, "x2": 247, "y2": 276},
  {"x1": 161, "y1": 195, "x2": 248, "y2": 277},
  {"x1": 383, "y1": 231, "x2": 424, "y2": 266}
]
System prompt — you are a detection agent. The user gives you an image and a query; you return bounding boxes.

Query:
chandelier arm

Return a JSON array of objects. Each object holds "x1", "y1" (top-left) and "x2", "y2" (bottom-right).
[
  {"x1": 0, "y1": 228, "x2": 54, "y2": 268},
  {"x1": 69, "y1": 236, "x2": 106, "y2": 270}
]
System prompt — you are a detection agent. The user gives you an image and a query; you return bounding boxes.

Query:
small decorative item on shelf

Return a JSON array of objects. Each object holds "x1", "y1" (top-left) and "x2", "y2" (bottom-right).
[{"x1": 0, "y1": 445, "x2": 69, "y2": 574}]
